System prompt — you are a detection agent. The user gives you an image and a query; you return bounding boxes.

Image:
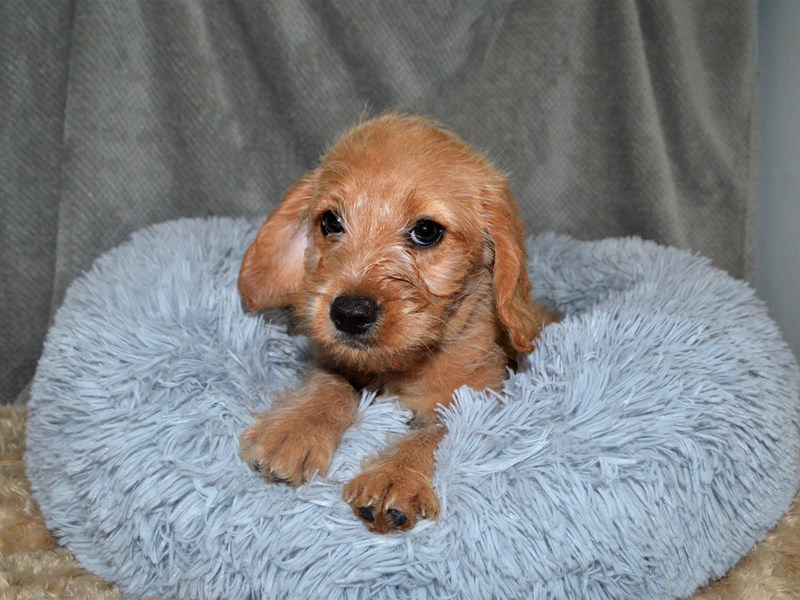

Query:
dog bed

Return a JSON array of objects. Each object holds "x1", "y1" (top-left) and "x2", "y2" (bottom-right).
[{"x1": 26, "y1": 217, "x2": 800, "y2": 599}]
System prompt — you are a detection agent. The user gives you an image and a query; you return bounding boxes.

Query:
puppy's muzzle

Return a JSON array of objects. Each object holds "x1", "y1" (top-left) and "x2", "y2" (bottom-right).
[{"x1": 330, "y1": 295, "x2": 379, "y2": 336}]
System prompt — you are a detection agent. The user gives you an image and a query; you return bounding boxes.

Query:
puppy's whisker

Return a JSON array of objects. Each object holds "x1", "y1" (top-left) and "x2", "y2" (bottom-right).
[
  {"x1": 416, "y1": 339, "x2": 437, "y2": 365},
  {"x1": 262, "y1": 306, "x2": 295, "y2": 323}
]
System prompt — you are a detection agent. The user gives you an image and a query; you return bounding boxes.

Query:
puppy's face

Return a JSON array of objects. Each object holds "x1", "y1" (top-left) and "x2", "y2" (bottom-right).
[{"x1": 239, "y1": 115, "x2": 538, "y2": 373}]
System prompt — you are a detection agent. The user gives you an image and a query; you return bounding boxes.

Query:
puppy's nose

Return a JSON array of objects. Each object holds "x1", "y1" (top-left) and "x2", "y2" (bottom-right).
[{"x1": 330, "y1": 295, "x2": 379, "y2": 336}]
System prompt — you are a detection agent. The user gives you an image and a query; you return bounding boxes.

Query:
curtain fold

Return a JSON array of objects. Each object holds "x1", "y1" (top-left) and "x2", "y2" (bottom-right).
[{"x1": 0, "y1": 0, "x2": 757, "y2": 404}]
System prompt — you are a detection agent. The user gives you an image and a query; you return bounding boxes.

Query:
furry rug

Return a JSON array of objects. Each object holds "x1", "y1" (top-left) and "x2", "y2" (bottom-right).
[
  {"x1": 6, "y1": 407, "x2": 800, "y2": 599},
  {"x1": 22, "y1": 218, "x2": 800, "y2": 599}
]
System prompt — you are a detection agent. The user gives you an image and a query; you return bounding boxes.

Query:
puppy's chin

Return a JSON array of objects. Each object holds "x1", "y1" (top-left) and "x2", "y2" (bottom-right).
[
  {"x1": 332, "y1": 332, "x2": 377, "y2": 352},
  {"x1": 311, "y1": 327, "x2": 429, "y2": 376}
]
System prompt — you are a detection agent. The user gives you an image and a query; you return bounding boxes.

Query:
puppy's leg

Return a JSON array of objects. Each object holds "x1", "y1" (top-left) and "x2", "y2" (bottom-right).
[
  {"x1": 342, "y1": 423, "x2": 445, "y2": 534},
  {"x1": 240, "y1": 369, "x2": 358, "y2": 486}
]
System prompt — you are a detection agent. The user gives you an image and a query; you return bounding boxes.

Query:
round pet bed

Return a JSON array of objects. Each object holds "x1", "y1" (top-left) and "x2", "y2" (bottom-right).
[{"x1": 26, "y1": 218, "x2": 800, "y2": 599}]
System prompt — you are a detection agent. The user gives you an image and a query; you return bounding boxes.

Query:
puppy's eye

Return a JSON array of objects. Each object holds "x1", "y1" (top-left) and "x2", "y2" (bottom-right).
[
  {"x1": 320, "y1": 210, "x2": 344, "y2": 236},
  {"x1": 409, "y1": 220, "x2": 444, "y2": 247}
]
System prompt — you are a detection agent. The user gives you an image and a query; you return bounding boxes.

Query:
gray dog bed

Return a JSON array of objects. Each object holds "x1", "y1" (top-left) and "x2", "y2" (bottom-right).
[{"x1": 26, "y1": 217, "x2": 800, "y2": 599}]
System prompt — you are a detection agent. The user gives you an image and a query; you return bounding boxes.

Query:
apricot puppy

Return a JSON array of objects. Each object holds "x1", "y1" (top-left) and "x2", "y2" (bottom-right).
[{"x1": 238, "y1": 114, "x2": 556, "y2": 533}]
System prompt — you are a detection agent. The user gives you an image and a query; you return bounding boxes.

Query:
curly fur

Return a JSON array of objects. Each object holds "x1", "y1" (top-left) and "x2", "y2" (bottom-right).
[{"x1": 238, "y1": 115, "x2": 557, "y2": 533}]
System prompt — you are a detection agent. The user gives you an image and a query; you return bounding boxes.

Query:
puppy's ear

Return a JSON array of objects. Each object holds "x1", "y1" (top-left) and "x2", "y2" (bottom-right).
[
  {"x1": 483, "y1": 180, "x2": 539, "y2": 353},
  {"x1": 238, "y1": 173, "x2": 317, "y2": 311}
]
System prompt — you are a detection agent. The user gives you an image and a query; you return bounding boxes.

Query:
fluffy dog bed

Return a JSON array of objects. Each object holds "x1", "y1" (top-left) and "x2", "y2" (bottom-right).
[{"x1": 26, "y1": 218, "x2": 800, "y2": 599}]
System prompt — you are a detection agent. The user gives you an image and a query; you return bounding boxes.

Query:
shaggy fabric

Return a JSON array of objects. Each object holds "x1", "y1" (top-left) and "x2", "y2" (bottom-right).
[
  {"x1": 25, "y1": 218, "x2": 799, "y2": 600},
  {"x1": 3, "y1": 408, "x2": 799, "y2": 600}
]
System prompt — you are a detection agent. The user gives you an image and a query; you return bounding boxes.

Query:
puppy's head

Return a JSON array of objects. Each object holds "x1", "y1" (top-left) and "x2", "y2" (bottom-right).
[{"x1": 239, "y1": 114, "x2": 538, "y2": 373}]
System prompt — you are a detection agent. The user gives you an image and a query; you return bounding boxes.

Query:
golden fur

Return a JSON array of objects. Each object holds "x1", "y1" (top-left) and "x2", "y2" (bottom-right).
[{"x1": 237, "y1": 114, "x2": 558, "y2": 533}]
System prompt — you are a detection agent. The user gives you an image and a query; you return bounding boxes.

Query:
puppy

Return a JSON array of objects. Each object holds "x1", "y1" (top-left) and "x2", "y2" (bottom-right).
[{"x1": 238, "y1": 114, "x2": 557, "y2": 533}]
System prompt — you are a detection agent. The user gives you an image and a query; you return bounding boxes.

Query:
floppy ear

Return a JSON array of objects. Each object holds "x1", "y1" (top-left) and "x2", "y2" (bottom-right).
[
  {"x1": 483, "y1": 179, "x2": 540, "y2": 353},
  {"x1": 238, "y1": 173, "x2": 317, "y2": 311}
]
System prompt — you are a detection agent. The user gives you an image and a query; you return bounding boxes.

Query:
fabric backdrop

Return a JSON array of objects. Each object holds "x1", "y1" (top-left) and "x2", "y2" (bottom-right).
[{"x1": 1, "y1": 0, "x2": 757, "y2": 405}]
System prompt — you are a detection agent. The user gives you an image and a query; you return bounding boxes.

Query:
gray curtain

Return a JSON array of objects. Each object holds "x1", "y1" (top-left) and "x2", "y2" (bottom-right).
[{"x1": 0, "y1": 0, "x2": 757, "y2": 405}]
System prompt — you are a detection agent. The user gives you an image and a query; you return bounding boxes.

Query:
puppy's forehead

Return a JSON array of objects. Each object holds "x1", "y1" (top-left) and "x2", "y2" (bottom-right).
[
  {"x1": 316, "y1": 118, "x2": 489, "y2": 221},
  {"x1": 327, "y1": 118, "x2": 478, "y2": 174}
]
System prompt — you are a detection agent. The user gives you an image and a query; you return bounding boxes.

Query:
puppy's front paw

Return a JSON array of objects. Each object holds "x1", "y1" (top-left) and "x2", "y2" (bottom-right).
[
  {"x1": 240, "y1": 415, "x2": 340, "y2": 486},
  {"x1": 342, "y1": 463, "x2": 440, "y2": 534}
]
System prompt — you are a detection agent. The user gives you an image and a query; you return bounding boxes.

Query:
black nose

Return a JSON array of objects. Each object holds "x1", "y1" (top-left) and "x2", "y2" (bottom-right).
[{"x1": 329, "y1": 295, "x2": 379, "y2": 335}]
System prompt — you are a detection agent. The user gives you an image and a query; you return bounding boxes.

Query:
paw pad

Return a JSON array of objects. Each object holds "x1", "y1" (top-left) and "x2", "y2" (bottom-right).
[
  {"x1": 386, "y1": 508, "x2": 407, "y2": 527},
  {"x1": 358, "y1": 506, "x2": 375, "y2": 523}
]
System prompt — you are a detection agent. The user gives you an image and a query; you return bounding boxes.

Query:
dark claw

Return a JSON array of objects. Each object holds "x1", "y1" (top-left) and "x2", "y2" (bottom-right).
[
  {"x1": 387, "y1": 508, "x2": 407, "y2": 528},
  {"x1": 358, "y1": 506, "x2": 375, "y2": 523},
  {"x1": 250, "y1": 460, "x2": 263, "y2": 474},
  {"x1": 268, "y1": 471, "x2": 291, "y2": 485}
]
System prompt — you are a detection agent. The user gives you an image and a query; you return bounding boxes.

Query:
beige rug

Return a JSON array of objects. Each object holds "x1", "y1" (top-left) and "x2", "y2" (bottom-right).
[{"x1": 2, "y1": 406, "x2": 797, "y2": 599}]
